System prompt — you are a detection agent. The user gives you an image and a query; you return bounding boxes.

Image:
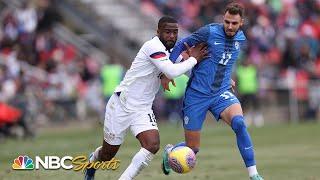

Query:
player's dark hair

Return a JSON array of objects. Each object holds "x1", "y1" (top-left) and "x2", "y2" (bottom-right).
[
  {"x1": 158, "y1": 16, "x2": 177, "y2": 29},
  {"x1": 225, "y1": 2, "x2": 245, "y2": 17}
]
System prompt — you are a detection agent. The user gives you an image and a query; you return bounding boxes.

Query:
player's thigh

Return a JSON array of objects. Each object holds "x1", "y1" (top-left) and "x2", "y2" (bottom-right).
[
  {"x1": 210, "y1": 90, "x2": 243, "y2": 125},
  {"x1": 130, "y1": 110, "x2": 159, "y2": 153},
  {"x1": 103, "y1": 94, "x2": 130, "y2": 146},
  {"x1": 220, "y1": 103, "x2": 243, "y2": 125},
  {"x1": 182, "y1": 100, "x2": 209, "y2": 131}
]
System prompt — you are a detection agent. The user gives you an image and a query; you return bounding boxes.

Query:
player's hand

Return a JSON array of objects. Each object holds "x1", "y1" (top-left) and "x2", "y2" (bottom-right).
[
  {"x1": 231, "y1": 79, "x2": 236, "y2": 92},
  {"x1": 181, "y1": 51, "x2": 189, "y2": 61},
  {"x1": 184, "y1": 42, "x2": 209, "y2": 63},
  {"x1": 161, "y1": 74, "x2": 176, "y2": 91}
]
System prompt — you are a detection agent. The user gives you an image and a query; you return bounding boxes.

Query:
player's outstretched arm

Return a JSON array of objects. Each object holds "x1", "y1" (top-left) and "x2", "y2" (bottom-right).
[
  {"x1": 150, "y1": 43, "x2": 208, "y2": 79},
  {"x1": 170, "y1": 25, "x2": 210, "y2": 63}
]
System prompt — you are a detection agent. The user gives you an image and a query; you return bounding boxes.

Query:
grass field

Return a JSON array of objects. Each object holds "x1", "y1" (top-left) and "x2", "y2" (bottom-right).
[{"x1": 0, "y1": 121, "x2": 319, "y2": 180}]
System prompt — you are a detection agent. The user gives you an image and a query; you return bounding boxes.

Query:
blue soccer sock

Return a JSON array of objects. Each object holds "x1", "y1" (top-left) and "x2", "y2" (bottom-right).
[
  {"x1": 231, "y1": 115, "x2": 256, "y2": 167},
  {"x1": 174, "y1": 142, "x2": 199, "y2": 155}
]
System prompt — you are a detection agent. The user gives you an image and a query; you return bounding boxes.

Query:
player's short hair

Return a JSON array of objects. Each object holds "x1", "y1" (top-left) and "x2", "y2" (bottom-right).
[
  {"x1": 225, "y1": 2, "x2": 245, "y2": 17},
  {"x1": 158, "y1": 16, "x2": 178, "y2": 29}
]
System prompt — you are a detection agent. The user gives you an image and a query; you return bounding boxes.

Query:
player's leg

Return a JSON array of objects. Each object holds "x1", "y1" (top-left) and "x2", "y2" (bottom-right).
[
  {"x1": 85, "y1": 94, "x2": 128, "y2": 180},
  {"x1": 220, "y1": 102, "x2": 263, "y2": 180},
  {"x1": 85, "y1": 134, "x2": 125, "y2": 180},
  {"x1": 184, "y1": 130, "x2": 200, "y2": 154},
  {"x1": 85, "y1": 140, "x2": 121, "y2": 180},
  {"x1": 118, "y1": 112, "x2": 159, "y2": 180},
  {"x1": 160, "y1": 129, "x2": 200, "y2": 176},
  {"x1": 161, "y1": 98, "x2": 207, "y2": 175},
  {"x1": 137, "y1": 129, "x2": 160, "y2": 154},
  {"x1": 164, "y1": 129, "x2": 201, "y2": 153},
  {"x1": 89, "y1": 140, "x2": 121, "y2": 162}
]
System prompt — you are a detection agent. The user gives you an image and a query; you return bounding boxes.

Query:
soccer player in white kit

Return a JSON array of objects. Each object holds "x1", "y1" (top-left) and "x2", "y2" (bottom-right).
[{"x1": 84, "y1": 16, "x2": 208, "y2": 180}]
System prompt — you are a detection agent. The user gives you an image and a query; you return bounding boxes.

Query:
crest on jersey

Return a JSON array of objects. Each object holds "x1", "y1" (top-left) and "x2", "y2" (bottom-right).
[
  {"x1": 184, "y1": 116, "x2": 189, "y2": 125},
  {"x1": 235, "y1": 41, "x2": 240, "y2": 50},
  {"x1": 150, "y1": 51, "x2": 167, "y2": 59}
]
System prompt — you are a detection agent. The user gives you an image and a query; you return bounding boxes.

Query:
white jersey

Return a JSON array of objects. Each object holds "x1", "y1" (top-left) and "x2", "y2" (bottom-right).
[{"x1": 115, "y1": 36, "x2": 197, "y2": 112}]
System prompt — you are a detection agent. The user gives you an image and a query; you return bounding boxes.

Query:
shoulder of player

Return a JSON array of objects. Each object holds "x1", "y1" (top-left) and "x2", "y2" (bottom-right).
[
  {"x1": 142, "y1": 36, "x2": 165, "y2": 51},
  {"x1": 199, "y1": 23, "x2": 220, "y2": 33},
  {"x1": 141, "y1": 36, "x2": 168, "y2": 61},
  {"x1": 207, "y1": 23, "x2": 224, "y2": 37},
  {"x1": 208, "y1": 23, "x2": 221, "y2": 28},
  {"x1": 234, "y1": 30, "x2": 246, "y2": 41}
]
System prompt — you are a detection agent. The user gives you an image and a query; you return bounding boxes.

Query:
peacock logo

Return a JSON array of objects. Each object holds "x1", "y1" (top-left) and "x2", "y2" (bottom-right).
[{"x1": 12, "y1": 155, "x2": 34, "y2": 170}]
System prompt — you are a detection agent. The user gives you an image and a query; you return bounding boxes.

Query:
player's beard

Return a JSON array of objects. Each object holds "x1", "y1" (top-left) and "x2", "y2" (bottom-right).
[
  {"x1": 225, "y1": 27, "x2": 240, "y2": 38},
  {"x1": 165, "y1": 40, "x2": 176, "y2": 50},
  {"x1": 159, "y1": 36, "x2": 176, "y2": 50}
]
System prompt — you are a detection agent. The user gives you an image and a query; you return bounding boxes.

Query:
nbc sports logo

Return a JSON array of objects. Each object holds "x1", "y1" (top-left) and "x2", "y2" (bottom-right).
[
  {"x1": 12, "y1": 155, "x2": 73, "y2": 170},
  {"x1": 11, "y1": 155, "x2": 120, "y2": 171},
  {"x1": 12, "y1": 155, "x2": 34, "y2": 170}
]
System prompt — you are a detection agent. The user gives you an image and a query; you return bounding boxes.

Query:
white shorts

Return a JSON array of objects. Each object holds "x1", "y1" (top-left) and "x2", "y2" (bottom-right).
[{"x1": 103, "y1": 94, "x2": 158, "y2": 145}]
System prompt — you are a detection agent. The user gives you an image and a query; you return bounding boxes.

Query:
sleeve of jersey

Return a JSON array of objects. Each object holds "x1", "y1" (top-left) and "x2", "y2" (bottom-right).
[
  {"x1": 148, "y1": 51, "x2": 197, "y2": 79},
  {"x1": 169, "y1": 25, "x2": 210, "y2": 63},
  {"x1": 172, "y1": 55, "x2": 192, "y2": 78}
]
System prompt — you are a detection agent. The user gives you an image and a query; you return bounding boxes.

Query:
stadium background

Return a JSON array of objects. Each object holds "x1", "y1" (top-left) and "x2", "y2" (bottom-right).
[{"x1": 0, "y1": 0, "x2": 319, "y2": 179}]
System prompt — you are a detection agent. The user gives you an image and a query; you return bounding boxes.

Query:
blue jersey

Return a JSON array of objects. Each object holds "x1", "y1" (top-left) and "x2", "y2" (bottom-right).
[{"x1": 170, "y1": 23, "x2": 246, "y2": 97}]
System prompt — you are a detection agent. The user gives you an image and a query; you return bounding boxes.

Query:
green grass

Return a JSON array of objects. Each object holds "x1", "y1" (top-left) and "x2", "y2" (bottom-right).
[{"x1": 0, "y1": 121, "x2": 319, "y2": 180}]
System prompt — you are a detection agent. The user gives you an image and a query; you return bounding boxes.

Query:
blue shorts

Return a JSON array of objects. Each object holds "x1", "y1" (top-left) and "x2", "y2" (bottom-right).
[{"x1": 182, "y1": 89, "x2": 240, "y2": 131}]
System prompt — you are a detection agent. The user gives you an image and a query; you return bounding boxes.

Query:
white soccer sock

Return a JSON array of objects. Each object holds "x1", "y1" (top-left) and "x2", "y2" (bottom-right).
[
  {"x1": 118, "y1": 148, "x2": 154, "y2": 180},
  {"x1": 89, "y1": 146, "x2": 102, "y2": 163},
  {"x1": 247, "y1": 165, "x2": 258, "y2": 177}
]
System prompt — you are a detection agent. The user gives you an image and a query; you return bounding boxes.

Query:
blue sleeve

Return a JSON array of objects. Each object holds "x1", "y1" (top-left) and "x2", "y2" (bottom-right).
[{"x1": 169, "y1": 25, "x2": 210, "y2": 62}]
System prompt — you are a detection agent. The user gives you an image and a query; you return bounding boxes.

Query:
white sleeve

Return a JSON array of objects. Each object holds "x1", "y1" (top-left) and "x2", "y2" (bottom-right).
[
  {"x1": 145, "y1": 44, "x2": 197, "y2": 79},
  {"x1": 174, "y1": 55, "x2": 192, "y2": 78},
  {"x1": 184, "y1": 69, "x2": 192, "y2": 78}
]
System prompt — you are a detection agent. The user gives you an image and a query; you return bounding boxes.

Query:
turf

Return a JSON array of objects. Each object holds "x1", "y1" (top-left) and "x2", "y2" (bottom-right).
[{"x1": 0, "y1": 121, "x2": 319, "y2": 180}]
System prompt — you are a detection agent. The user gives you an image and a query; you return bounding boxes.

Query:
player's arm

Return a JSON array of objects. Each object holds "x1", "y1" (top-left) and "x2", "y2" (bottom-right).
[
  {"x1": 180, "y1": 51, "x2": 193, "y2": 77},
  {"x1": 169, "y1": 25, "x2": 210, "y2": 63},
  {"x1": 159, "y1": 50, "x2": 188, "y2": 91},
  {"x1": 167, "y1": 52, "x2": 192, "y2": 78},
  {"x1": 149, "y1": 52, "x2": 201, "y2": 79},
  {"x1": 147, "y1": 44, "x2": 207, "y2": 79},
  {"x1": 160, "y1": 74, "x2": 175, "y2": 91}
]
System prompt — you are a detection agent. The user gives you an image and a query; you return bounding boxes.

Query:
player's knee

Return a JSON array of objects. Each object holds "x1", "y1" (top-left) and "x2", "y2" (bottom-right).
[
  {"x1": 231, "y1": 115, "x2": 246, "y2": 132},
  {"x1": 142, "y1": 141, "x2": 160, "y2": 154},
  {"x1": 143, "y1": 143, "x2": 159, "y2": 154}
]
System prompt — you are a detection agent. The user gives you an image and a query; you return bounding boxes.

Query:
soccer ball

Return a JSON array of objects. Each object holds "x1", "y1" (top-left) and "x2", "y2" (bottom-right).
[{"x1": 168, "y1": 146, "x2": 196, "y2": 174}]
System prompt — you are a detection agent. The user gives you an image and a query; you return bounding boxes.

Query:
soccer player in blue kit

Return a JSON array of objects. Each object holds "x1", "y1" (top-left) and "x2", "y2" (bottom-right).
[{"x1": 161, "y1": 2, "x2": 264, "y2": 180}]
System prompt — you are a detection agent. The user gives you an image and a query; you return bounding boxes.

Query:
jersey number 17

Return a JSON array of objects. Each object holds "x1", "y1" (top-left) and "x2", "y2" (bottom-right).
[{"x1": 219, "y1": 52, "x2": 232, "y2": 65}]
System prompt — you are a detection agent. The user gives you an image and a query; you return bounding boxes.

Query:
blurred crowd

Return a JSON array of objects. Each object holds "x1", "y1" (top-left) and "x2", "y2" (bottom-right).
[
  {"x1": 1, "y1": 0, "x2": 320, "y2": 139},
  {"x1": 141, "y1": 0, "x2": 320, "y2": 121},
  {"x1": 0, "y1": 0, "x2": 104, "y2": 139}
]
